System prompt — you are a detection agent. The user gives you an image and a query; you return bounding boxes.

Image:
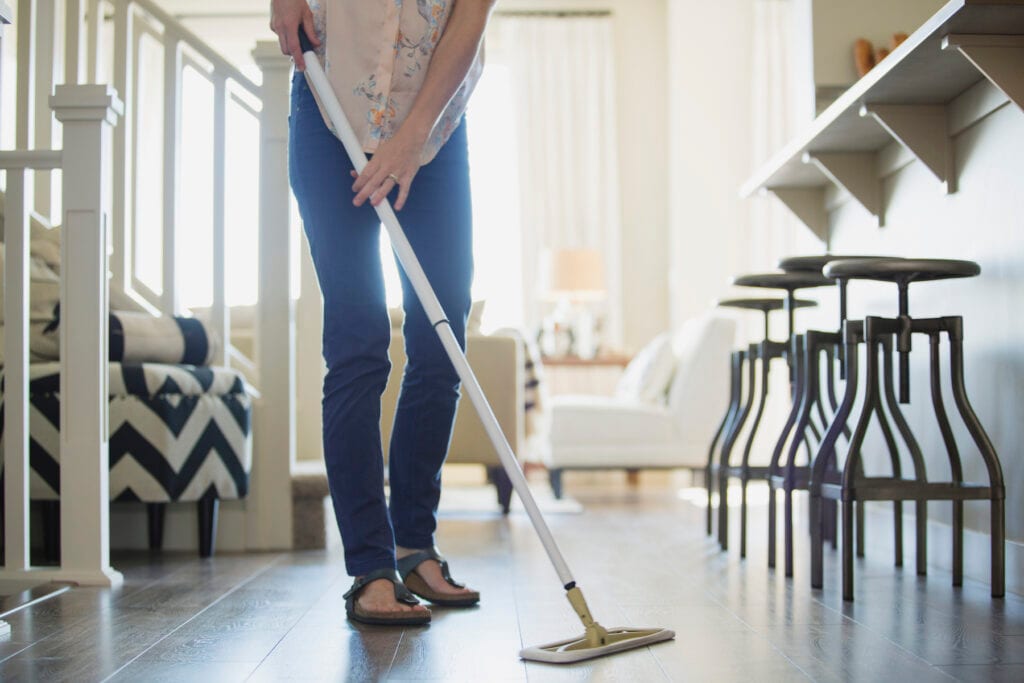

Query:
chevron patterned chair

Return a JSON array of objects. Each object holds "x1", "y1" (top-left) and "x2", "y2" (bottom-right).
[{"x1": 1, "y1": 361, "x2": 253, "y2": 558}]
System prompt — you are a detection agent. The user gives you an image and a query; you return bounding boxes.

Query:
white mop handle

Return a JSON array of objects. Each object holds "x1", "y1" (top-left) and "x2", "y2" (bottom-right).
[{"x1": 300, "y1": 50, "x2": 576, "y2": 587}]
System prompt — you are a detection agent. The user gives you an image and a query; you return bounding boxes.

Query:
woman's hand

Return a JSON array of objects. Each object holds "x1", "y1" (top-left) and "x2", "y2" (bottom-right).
[
  {"x1": 351, "y1": 126, "x2": 429, "y2": 211},
  {"x1": 269, "y1": 0, "x2": 320, "y2": 71}
]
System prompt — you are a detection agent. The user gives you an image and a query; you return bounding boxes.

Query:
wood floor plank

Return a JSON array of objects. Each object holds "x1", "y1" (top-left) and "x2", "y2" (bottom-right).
[{"x1": 0, "y1": 482, "x2": 1017, "y2": 682}]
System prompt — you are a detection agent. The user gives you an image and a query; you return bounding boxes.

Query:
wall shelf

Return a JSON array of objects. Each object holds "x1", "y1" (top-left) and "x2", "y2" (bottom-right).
[{"x1": 742, "y1": 0, "x2": 1024, "y2": 241}]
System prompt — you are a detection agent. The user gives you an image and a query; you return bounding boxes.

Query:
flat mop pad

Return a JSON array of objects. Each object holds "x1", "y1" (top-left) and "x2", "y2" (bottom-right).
[{"x1": 296, "y1": 28, "x2": 674, "y2": 665}]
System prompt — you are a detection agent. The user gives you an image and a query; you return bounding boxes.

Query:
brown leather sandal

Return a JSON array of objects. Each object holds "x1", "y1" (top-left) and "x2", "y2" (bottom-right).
[
  {"x1": 398, "y1": 547, "x2": 480, "y2": 607},
  {"x1": 344, "y1": 568, "x2": 431, "y2": 626}
]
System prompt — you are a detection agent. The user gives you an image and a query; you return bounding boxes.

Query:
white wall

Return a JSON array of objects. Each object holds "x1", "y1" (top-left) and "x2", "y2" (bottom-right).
[
  {"x1": 667, "y1": 0, "x2": 755, "y2": 329},
  {"x1": 807, "y1": 0, "x2": 944, "y2": 89},
  {"x1": 825, "y1": 94, "x2": 1024, "y2": 546},
  {"x1": 496, "y1": 0, "x2": 671, "y2": 354}
]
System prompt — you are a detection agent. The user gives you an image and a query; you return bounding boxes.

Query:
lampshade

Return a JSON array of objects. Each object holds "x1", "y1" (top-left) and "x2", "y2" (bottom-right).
[{"x1": 545, "y1": 248, "x2": 606, "y2": 301}]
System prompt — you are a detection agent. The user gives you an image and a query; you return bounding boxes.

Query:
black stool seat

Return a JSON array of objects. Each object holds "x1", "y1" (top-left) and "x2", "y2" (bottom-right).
[
  {"x1": 824, "y1": 258, "x2": 980, "y2": 283},
  {"x1": 717, "y1": 298, "x2": 816, "y2": 313},
  {"x1": 733, "y1": 272, "x2": 833, "y2": 289},
  {"x1": 778, "y1": 254, "x2": 890, "y2": 273}
]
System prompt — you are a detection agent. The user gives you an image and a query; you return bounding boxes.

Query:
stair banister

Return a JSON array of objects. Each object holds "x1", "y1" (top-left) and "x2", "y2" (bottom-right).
[{"x1": 0, "y1": 83, "x2": 124, "y2": 588}]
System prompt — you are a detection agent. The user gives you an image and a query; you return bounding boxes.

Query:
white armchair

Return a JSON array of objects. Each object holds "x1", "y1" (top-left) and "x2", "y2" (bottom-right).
[{"x1": 544, "y1": 314, "x2": 736, "y2": 498}]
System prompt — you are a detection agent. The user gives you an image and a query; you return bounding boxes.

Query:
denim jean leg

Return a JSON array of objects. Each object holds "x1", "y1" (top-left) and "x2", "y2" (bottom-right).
[
  {"x1": 289, "y1": 72, "x2": 397, "y2": 576},
  {"x1": 388, "y1": 121, "x2": 474, "y2": 549}
]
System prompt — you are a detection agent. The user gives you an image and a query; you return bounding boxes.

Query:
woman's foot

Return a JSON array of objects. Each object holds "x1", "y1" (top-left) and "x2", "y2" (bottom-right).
[
  {"x1": 397, "y1": 546, "x2": 480, "y2": 604},
  {"x1": 356, "y1": 577, "x2": 431, "y2": 616}
]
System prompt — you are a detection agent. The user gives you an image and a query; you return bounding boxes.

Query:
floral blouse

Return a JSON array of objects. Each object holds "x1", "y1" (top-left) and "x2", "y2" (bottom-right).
[{"x1": 306, "y1": 0, "x2": 483, "y2": 165}]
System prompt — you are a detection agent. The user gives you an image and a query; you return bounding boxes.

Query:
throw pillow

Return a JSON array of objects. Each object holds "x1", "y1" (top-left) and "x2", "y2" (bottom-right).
[{"x1": 615, "y1": 332, "x2": 676, "y2": 403}]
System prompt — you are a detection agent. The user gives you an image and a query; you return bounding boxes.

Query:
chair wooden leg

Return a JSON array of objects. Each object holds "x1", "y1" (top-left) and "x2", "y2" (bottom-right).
[
  {"x1": 198, "y1": 490, "x2": 219, "y2": 558},
  {"x1": 487, "y1": 466, "x2": 513, "y2": 515},
  {"x1": 767, "y1": 485, "x2": 777, "y2": 569},
  {"x1": 147, "y1": 503, "x2": 167, "y2": 551},
  {"x1": 41, "y1": 500, "x2": 61, "y2": 565},
  {"x1": 548, "y1": 468, "x2": 564, "y2": 500}
]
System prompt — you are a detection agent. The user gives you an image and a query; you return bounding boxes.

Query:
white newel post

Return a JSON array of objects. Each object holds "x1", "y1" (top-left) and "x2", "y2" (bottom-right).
[
  {"x1": 51, "y1": 84, "x2": 125, "y2": 586},
  {"x1": 249, "y1": 43, "x2": 295, "y2": 549}
]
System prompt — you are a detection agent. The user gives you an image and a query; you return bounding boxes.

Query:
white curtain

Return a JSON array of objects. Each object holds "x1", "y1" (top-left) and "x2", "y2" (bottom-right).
[
  {"x1": 745, "y1": 0, "x2": 819, "y2": 273},
  {"x1": 479, "y1": 13, "x2": 622, "y2": 342}
]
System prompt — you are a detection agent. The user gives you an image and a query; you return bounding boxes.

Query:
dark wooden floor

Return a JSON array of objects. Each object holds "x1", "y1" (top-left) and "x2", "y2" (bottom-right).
[{"x1": 0, "y1": 482, "x2": 1021, "y2": 682}]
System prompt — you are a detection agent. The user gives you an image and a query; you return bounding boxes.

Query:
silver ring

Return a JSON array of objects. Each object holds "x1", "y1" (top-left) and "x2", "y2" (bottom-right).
[{"x1": 387, "y1": 173, "x2": 399, "y2": 183}]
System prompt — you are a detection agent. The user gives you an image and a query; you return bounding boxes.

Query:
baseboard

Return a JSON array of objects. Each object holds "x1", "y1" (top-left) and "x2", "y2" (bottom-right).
[{"x1": 110, "y1": 500, "x2": 248, "y2": 552}]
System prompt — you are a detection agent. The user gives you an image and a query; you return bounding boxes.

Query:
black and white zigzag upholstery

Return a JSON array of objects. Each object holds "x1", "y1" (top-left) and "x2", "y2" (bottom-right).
[{"x1": 1, "y1": 361, "x2": 252, "y2": 503}]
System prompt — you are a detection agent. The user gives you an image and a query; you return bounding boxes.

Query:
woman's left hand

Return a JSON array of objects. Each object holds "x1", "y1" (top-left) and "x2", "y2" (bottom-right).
[{"x1": 351, "y1": 129, "x2": 426, "y2": 211}]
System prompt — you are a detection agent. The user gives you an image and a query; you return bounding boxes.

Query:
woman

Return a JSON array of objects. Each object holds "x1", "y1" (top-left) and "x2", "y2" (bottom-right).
[{"x1": 270, "y1": 0, "x2": 496, "y2": 625}]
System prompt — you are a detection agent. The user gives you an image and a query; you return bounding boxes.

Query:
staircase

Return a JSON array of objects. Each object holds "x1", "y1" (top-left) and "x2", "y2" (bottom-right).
[{"x1": 1, "y1": 0, "x2": 300, "y2": 587}]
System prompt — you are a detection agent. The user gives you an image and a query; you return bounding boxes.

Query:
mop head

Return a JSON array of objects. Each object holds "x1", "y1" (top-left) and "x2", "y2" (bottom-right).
[{"x1": 520, "y1": 626, "x2": 675, "y2": 664}]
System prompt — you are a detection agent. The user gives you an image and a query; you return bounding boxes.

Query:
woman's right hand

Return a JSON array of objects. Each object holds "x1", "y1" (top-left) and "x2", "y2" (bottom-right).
[{"x1": 269, "y1": 0, "x2": 321, "y2": 71}]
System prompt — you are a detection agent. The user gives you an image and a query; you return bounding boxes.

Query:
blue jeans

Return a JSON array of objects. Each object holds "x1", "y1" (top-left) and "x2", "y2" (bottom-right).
[{"x1": 288, "y1": 71, "x2": 473, "y2": 576}]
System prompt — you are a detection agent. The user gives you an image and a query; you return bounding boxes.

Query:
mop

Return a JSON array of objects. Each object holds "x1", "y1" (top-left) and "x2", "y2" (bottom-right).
[{"x1": 296, "y1": 30, "x2": 674, "y2": 664}]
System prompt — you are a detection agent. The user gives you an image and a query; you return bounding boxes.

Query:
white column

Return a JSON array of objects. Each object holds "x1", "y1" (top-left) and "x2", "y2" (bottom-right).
[
  {"x1": 249, "y1": 43, "x2": 295, "y2": 550},
  {"x1": 50, "y1": 84, "x2": 125, "y2": 587}
]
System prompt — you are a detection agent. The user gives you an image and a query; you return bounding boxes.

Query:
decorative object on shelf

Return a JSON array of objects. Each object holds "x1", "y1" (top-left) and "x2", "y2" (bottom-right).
[
  {"x1": 538, "y1": 248, "x2": 606, "y2": 359},
  {"x1": 853, "y1": 32, "x2": 910, "y2": 77}
]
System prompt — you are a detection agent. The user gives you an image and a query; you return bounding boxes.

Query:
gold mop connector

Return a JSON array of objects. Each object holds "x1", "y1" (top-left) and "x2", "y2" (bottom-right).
[{"x1": 566, "y1": 586, "x2": 610, "y2": 647}]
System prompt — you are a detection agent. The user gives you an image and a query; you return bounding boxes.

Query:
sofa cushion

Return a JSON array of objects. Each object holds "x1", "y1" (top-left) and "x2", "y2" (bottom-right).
[
  {"x1": 615, "y1": 332, "x2": 676, "y2": 403},
  {"x1": 547, "y1": 395, "x2": 681, "y2": 467}
]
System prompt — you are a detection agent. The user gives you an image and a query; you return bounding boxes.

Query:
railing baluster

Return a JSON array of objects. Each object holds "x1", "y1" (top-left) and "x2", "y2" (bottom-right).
[
  {"x1": 212, "y1": 74, "x2": 228, "y2": 365},
  {"x1": 162, "y1": 36, "x2": 181, "y2": 315},
  {"x1": 33, "y1": 0, "x2": 57, "y2": 219},
  {"x1": 64, "y1": 0, "x2": 83, "y2": 84},
  {"x1": 86, "y1": 0, "x2": 102, "y2": 82},
  {"x1": 3, "y1": 169, "x2": 32, "y2": 573},
  {"x1": 112, "y1": 0, "x2": 133, "y2": 294},
  {"x1": 15, "y1": 0, "x2": 35, "y2": 150}
]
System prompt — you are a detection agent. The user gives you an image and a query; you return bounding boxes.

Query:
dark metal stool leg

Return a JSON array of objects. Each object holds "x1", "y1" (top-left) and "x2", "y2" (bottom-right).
[
  {"x1": 719, "y1": 345, "x2": 757, "y2": 551},
  {"x1": 768, "y1": 335, "x2": 805, "y2": 570},
  {"x1": 948, "y1": 318, "x2": 1005, "y2": 598},
  {"x1": 739, "y1": 340, "x2": 772, "y2": 559},
  {"x1": 707, "y1": 351, "x2": 742, "y2": 537},
  {"x1": 811, "y1": 324, "x2": 860, "y2": 590}
]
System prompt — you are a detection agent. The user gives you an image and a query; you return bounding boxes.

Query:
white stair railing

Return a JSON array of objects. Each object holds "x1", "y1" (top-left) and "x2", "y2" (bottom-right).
[
  {"x1": 6, "y1": 0, "x2": 297, "y2": 555},
  {"x1": 1, "y1": 84, "x2": 125, "y2": 588}
]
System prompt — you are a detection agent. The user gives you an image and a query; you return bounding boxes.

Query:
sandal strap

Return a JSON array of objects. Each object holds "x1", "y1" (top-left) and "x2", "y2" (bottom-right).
[
  {"x1": 397, "y1": 546, "x2": 466, "y2": 590},
  {"x1": 343, "y1": 568, "x2": 419, "y2": 606}
]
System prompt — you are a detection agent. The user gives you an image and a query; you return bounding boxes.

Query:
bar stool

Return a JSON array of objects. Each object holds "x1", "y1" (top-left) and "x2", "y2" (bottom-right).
[
  {"x1": 705, "y1": 297, "x2": 814, "y2": 555},
  {"x1": 767, "y1": 255, "x2": 885, "y2": 576},
  {"x1": 811, "y1": 258, "x2": 1006, "y2": 601},
  {"x1": 713, "y1": 285, "x2": 821, "y2": 555}
]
